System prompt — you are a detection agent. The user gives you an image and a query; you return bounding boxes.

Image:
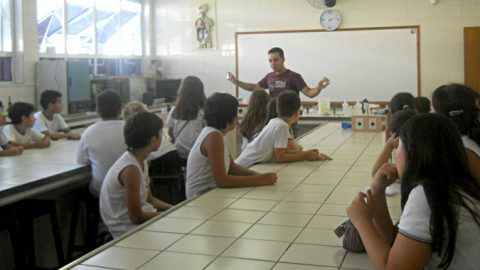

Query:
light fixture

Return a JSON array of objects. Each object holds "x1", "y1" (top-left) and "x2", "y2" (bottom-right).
[{"x1": 430, "y1": 0, "x2": 438, "y2": 5}]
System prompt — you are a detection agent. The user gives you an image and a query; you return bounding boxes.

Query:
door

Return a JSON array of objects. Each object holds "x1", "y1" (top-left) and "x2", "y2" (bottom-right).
[{"x1": 465, "y1": 27, "x2": 480, "y2": 94}]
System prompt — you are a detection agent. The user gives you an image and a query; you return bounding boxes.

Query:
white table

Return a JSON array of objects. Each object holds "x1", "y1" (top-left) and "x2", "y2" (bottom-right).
[
  {"x1": 0, "y1": 140, "x2": 90, "y2": 207},
  {"x1": 61, "y1": 123, "x2": 400, "y2": 270}
]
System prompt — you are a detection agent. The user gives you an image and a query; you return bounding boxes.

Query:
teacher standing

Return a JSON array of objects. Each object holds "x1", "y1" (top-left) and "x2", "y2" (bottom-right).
[{"x1": 227, "y1": 47, "x2": 330, "y2": 98}]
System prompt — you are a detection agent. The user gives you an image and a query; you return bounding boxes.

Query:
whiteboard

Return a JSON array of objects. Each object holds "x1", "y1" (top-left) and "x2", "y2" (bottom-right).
[{"x1": 235, "y1": 27, "x2": 420, "y2": 102}]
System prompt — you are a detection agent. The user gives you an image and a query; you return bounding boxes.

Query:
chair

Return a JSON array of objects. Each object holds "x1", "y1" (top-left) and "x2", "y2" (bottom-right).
[
  {"x1": 0, "y1": 205, "x2": 24, "y2": 269},
  {"x1": 149, "y1": 150, "x2": 185, "y2": 204},
  {"x1": 15, "y1": 199, "x2": 65, "y2": 268},
  {"x1": 66, "y1": 186, "x2": 101, "y2": 261}
]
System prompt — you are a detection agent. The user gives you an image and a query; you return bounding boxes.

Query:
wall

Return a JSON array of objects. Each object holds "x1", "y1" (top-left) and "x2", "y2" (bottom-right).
[
  {"x1": 153, "y1": 0, "x2": 480, "y2": 100},
  {"x1": 0, "y1": 0, "x2": 38, "y2": 106}
]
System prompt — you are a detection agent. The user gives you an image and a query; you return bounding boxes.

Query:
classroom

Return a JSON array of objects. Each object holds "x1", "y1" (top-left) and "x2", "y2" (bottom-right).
[{"x1": 0, "y1": 0, "x2": 480, "y2": 269}]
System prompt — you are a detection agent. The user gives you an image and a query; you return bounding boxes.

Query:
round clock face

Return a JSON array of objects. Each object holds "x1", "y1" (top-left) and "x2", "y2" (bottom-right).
[{"x1": 320, "y1": 9, "x2": 341, "y2": 31}]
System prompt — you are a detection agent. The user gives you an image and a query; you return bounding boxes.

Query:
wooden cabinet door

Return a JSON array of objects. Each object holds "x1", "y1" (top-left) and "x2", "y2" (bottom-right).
[{"x1": 465, "y1": 27, "x2": 480, "y2": 93}]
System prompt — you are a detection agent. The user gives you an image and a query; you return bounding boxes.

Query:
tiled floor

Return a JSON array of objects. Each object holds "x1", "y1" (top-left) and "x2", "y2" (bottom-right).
[{"x1": 65, "y1": 123, "x2": 400, "y2": 270}]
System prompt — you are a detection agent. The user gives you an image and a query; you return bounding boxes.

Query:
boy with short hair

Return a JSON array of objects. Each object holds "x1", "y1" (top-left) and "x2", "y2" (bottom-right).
[
  {"x1": 34, "y1": 90, "x2": 80, "y2": 140},
  {"x1": 3, "y1": 102, "x2": 51, "y2": 149},
  {"x1": 235, "y1": 90, "x2": 331, "y2": 167},
  {"x1": 77, "y1": 90, "x2": 126, "y2": 197},
  {"x1": 100, "y1": 111, "x2": 172, "y2": 238}
]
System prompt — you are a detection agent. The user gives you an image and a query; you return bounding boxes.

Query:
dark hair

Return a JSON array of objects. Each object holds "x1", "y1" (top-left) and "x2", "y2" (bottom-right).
[
  {"x1": 266, "y1": 97, "x2": 278, "y2": 121},
  {"x1": 97, "y1": 90, "x2": 122, "y2": 119},
  {"x1": 390, "y1": 108, "x2": 416, "y2": 134},
  {"x1": 40, "y1": 90, "x2": 62, "y2": 110},
  {"x1": 399, "y1": 114, "x2": 480, "y2": 269},
  {"x1": 432, "y1": 83, "x2": 480, "y2": 146},
  {"x1": 268, "y1": 47, "x2": 284, "y2": 58},
  {"x1": 124, "y1": 111, "x2": 163, "y2": 150},
  {"x1": 171, "y1": 76, "x2": 206, "y2": 121},
  {"x1": 8, "y1": 102, "x2": 35, "y2": 124},
  {"x1": 239, "y1": 90, "x2": 269, "y2": 141},
  {"x1": 413, "y1": 96, "x2": 431, "y2": 114},
  {"x1": 277, "y1": 90, "x2": 300, "y2": 117},
  {"x1": 390, "y1": 92, "x2": 415, "y2": 113},
  {"x1": 205, "y1": 93, "x2": 238, "y2": 129}
]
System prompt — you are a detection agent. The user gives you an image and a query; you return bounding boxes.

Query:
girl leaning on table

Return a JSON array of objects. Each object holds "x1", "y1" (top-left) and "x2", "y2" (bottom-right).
[{"x1": 347, "y1": 114, "x2": 480, "y2": 270}]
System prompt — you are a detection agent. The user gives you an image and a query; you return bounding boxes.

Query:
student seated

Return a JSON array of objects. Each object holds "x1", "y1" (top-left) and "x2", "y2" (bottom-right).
[
  {"x1": 432, "y1": 83, "x2": 480, "y2": 185},
  {"x1": 34, "y1": 90, "x2": 80, "y2": 140},
  {"x1": 265, "y1": 97, "x2": 303, "y2": 154},
  {"x1": 100, "y1": 111, "x2": 172, "y2": 238},
  {"x1": 167, "y1": 76, "x2": 206, "y2": 164},
  {"x1": 0, "y1": 114, "x2": 23, "y2": 156},
  {"x1": 371, "y1": 109, "x2": 416, "y2": 178},
  {"x1": 2, "y1": 102, "x2": 51, "y2": 149},
  {"x1": 239, "y1": 89, "x2": 269, "y2": 151},
  {"x1": 413, "y1": 96, "x2": 431, "y2": 114},
  {"x1": 123, "y1": 101, "x2": 177, "y2": 161},
  {"x1": 185, "y1": 93, "x2": 277, "y2": 198},
  {"x1": 77, "y1": 90, "x2": 126, "y2": 197},
  {"x1": 235, "y1": 90, "x2": 331, "y2": 168},
  {"x1": 347, "y1": 114, "x2": 480, "y2": 270},
  {"x1": 384, "y1": 92, "x2": 415, "y2": 140}
]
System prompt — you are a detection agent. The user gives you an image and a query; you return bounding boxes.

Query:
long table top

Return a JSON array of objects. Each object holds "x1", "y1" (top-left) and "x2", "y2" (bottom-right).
[
  {"x1": 61, "y1": 123, "x2": 400, "y2": 270},
  {"x1": 0, "y1": 140, "x2": 90, "y2": 207}
]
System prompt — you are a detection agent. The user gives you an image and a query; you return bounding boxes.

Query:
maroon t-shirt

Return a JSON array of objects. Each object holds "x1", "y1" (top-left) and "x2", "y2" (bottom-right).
[{"x1": 258, "y1": 69, "x2": 307, "y2": 98}]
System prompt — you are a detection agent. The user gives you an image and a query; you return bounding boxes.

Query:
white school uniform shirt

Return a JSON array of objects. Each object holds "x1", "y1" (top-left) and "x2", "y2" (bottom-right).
[
  {"x1": 2, "y1": 124, "x2": 45, "y2": 144},
  {"x1": 77, "y1": 120, "x2": 126, "y2": 197},
  {"x1": 0, "y1": 127, "x2": 8, "y2": 146},
  {"x1": 99, "y1": 151, "x2": 155, "y2": 238},
  {"x1": 33, "y1": 111, "x2": 68, "y2": 134},
  {"x1": 462, "y1": 135, "x2": 480, "y2": 158},
  {"x1": 167, "y1": 109, "x2": 205, "y2": 159},
  {"x1": 185, "y1": 126, "x2": 230, "y2": 199},
  {"x1": 398, "y1": 185, "x2": 480, "y2": 270},
  {"x1": 235, "y1": 118, "x2": 290, "y2": 168}
]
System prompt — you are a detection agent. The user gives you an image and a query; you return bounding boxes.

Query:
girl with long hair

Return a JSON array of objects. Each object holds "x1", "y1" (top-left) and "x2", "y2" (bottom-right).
[
  {"x1": 238, "y1": 90, "x2": 269, "y2": 151},
  {"x1": 432, "y1": 83, "x2": 480, "y2": 184},
  {"x1": 348, "y1": 114, "x2": 480, "y2": 269},
  {"x1": 167, "y1": 76, "x2": 206, "y2": 162}
]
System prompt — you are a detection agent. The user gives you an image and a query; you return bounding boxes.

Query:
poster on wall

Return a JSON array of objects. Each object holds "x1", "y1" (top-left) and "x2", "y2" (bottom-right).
[{"x1": 193, "y1": 1, "x2": 217, "y2": 49}]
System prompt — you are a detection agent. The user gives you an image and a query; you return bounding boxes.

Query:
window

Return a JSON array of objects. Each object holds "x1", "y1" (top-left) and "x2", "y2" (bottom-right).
[
  {"x1": 0, "y1": 0, "x2": 12, "y2": 81},
  {"x1": 37, "y1": 0, "x2": 65, "y2": 54},
  {"x1": 66, "y1": 0, "x2": 94, "y2": 54}
]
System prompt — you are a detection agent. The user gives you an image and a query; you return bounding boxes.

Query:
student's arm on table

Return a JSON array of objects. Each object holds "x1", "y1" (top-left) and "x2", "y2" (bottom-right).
[
  {"x1": 42, "y1": 129, "x2": 80, "y2": 140},
  {"x1": 286, "y1": 138, "x2": 303, "y2": 153},
  {"x1": 227, "y1": 72, "x2": 264, "y2": 92},
  {"x1": 0, "y1": 144, "x2": 23, "y2": 156},
  {"x1": 347, "y1": 190, "x2": 431, "y2": 270},
  {"x1": 371, "y1": 134, "x2": 398, "y2": 177},
  {"x1": 19, "y1": 136, "x2": 51, "y2": 149},
  {"x1": 274, "y1": 147, "x2": 332, "y2": 163},
  {"x1": 202, "y1": 131, "x2": 276, "y2": 188},
  {"x1": 121, "y1": 165, "x2": 159, "y2": 224},
  {"x1": 466, "y1": 149, "x2": 480, "y2": 185}
]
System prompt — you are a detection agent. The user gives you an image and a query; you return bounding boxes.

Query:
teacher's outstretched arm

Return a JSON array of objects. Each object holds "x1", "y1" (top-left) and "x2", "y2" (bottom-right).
[
  {"x1": 301, "y1": 77, "x2": 330, "y2": 98},
  {"x1": 227, "y1": 72, "x2": 264, "y2": 92}
]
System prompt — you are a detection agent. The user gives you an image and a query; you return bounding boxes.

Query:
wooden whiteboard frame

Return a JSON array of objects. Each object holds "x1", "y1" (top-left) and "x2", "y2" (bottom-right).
[{"x1": 234, "y1": 26, "x2": 421, "y2": 102}]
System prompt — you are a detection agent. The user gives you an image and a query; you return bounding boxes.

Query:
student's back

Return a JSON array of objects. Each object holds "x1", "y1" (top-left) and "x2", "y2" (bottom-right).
[
  {"x1": 78, "y1": 120, "x2": 125, "y2": 196},
  {"x1": 236, "y1": 117, "x2": 289, "y2": 168},
  {"x1": 77, "y1": 90, "x2": 125, "y2": 196}
]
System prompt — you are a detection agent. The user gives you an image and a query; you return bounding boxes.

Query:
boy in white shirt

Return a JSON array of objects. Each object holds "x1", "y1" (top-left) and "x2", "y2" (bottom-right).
[
  {"x1": 34, "y1": 90, "x2": 80, "y2": 140},
  {"x1": 100, "y1": 111, "x2": 172, "y2": 238},
  {"x1": 77, "y1": 90, "x2": 126, "y2": 197},
  {"x1": 0, "y1": 114, "x2": 23, "y2": 156},
  {"x1": 3, "y1": 102, "x2": 51, "y2": 149},
  {"x1": 236, "y1": 90, "x2": 331, "y2": 167}
]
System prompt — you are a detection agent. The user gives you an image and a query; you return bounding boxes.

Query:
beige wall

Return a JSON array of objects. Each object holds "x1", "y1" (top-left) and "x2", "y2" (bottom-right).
[{"x1": 153, "y1": 0, "x2": 480, "y2": 100}]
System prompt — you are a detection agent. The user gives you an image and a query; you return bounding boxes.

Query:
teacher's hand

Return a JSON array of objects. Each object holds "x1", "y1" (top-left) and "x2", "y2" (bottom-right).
[
  {"x1": 318, "y1": 77, "x2": 330, "y2": 89},
  {"x1": 227, "y1": 72, "x2": 237, "y2": 84}
]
